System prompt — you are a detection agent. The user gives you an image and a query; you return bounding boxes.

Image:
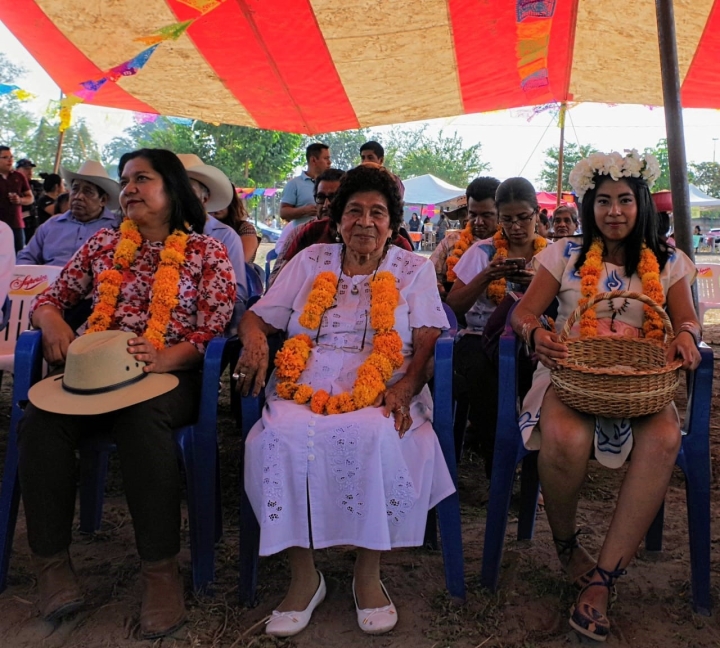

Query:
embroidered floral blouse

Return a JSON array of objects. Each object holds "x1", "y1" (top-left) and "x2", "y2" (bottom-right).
[{"x1": 31, "y1": 229, "x2": 236, "y2": 354}]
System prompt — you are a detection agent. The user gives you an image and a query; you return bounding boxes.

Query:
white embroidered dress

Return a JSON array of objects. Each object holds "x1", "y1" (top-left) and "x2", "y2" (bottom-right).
[
  {"x1": 245, "y1": 244, "x2": 456, "y2": 556},
  {"x1": 520, "y1": 237, "x2": 695, "y2": 468}
]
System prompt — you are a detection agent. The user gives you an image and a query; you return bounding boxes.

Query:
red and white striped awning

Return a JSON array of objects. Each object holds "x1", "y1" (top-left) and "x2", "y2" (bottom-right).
[{"x1": 2, "y1": 0, "x2": 720, "y2": 134}]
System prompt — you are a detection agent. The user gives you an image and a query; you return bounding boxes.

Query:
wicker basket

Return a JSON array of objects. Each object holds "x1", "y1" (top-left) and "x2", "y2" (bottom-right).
[{"x1": 550, "y1": 290, "x2": 682, "y2": 418}]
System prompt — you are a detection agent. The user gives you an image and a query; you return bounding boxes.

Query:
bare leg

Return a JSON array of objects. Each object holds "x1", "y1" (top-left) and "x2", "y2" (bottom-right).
[
  {"x1": 354, "y1": 549, "x2": 389, "y2": 608},
  {"x1": 579, "y1": 403, "x2": 681, "y2": 615},
  {"x1": 275, "y1": 547, "x2": 320, "y2": 612},
  {"x1": 537, "y1": 387, "x2": 594, "y2": 577}
]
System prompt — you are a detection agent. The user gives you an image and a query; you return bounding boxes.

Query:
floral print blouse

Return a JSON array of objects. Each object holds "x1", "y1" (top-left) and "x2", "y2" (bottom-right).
[{"x1": 32, "y1": 228, "x2": 236, "y2": 354}]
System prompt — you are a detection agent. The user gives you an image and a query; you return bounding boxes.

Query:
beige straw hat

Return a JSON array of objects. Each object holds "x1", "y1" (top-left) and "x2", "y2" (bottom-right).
[
  {"x1": 176, "y1": 153, "x2": 234, "y2": 212},
  {"x1": 60, "y1": 160, "x2": 120, "y2": 210},
  {"x1": 28, "y1": 331, "x2": 178, "y2": 415}
]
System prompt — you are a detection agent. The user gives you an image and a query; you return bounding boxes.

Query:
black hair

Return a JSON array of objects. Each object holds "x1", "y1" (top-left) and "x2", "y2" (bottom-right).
[
  {"x1": 0, "y1": 146, "x2": 9, "y2": 154},
  {"x1": 574, "y1": 174, "x2": 669, "y2": 275},
  {"x1": 313, "y1": 168, "x2": 345, "y2": 194},
  {"x1": 39, "y1": 172, "x2": 63, "y2": 193},
  {"x1": 328, "y1": 164, "x2": 404, "y2": 236},
  {"x1": 466, "y1": 176, "x2": 501, "y2": 203},
  {"x1": 360, "y1": 140, "x2": 384, "y2": 159},
  {"x1": 495, "y1": 177, "x2": 539, "y2": 211},
  {"x1": 118, "y1": 148, "x2": 206, "y2": 234},
  {"x1": 54, "y1": 193, "x2": 69, "y2": 215},
  {"x1": 657, "y1": 211, "x2": 671, "y2": 242},
  {"x1": 305, "y1": 142, "x2": 329, "y2": 163},
  {"x1": 538, "y1": 208, "x2": 550, "y2": 226}
]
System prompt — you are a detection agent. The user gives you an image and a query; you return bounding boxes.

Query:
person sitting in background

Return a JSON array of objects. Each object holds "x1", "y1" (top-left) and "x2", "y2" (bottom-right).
[
  {"x1": 234, "y1": 163, "x2": 454, "y2": 637},
  {"x1": 54, "y1": 192, "x2": 69, "y2": 216},
  {"x1": 17, "y1": 160, "x2": 121, "y2": 267},
  {"x1": 431, "y1": 176, "x2": 500, "y2": 297},
  {"x1": 447, "y1": 177, "x2": 548, "y2": 476},
  {"x1": 177, "y1": 154, "x2": 247, "y2": 332},
  {"x1": 36, "y1": 173, "x2": 66, "y2": 224},
  {"x1": 18, "y1": 148, "x2": 235, "y2": 639},
  {"x1": 210, "y1": 184, "x2": 259, "y2": 263},
  {"x1": 537, "y1": 208, "x2": 551, "y2": 237},
  {"x1": 551, "y1": 204, "x2": 579, "y2": 238},
  {"x1": 268, "y1": 166, "x2": 413, "y2": 287}
]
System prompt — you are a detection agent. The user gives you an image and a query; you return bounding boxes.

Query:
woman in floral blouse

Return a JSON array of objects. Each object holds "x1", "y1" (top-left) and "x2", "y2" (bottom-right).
[{"x1": 18, "y1": 149, "x2": 235, "y2": 639}]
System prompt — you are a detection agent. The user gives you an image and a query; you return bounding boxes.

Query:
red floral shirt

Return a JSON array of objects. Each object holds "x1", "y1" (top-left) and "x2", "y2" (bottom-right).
[{"x1": 32, "y1": 229, "x2": 236, "y2": 354}]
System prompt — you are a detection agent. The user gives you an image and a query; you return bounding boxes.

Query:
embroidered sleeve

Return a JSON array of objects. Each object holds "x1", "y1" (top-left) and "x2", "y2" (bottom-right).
[
  {"x1": 452, "y1": 241, "x2": 491, "y2": 285},
  {"x1": 184, "y1": 238, "x2": 236, "y2": 353},
  {"x1": 405, "y1": 259, "x2": 449, "y2": 330}
]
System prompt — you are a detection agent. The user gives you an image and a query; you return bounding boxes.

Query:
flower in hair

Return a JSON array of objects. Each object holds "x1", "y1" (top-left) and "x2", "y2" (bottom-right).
[{"x1": 569, "y1": 149, "x2": 661, "y2": 200}]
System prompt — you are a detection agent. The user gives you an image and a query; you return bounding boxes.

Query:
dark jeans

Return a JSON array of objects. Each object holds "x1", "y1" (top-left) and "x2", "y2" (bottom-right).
[
  {"x1": 11, "y1": 227, "x2": 25, "y2": 253},
  {"x1": 18, "y1": 371, "x2": 202, "y2": 561}
]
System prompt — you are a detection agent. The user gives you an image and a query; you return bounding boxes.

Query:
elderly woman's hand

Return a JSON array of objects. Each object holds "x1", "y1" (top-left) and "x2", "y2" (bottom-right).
[
  {"x1": 375, "y1": 378, "x2": 414, "y2": 438},
  {"x1": 233, "y1": 331, "x2": 270, "y2": 397},
  {"x1": 532, "y1": 328, "x2": 568, "y2": 369}
]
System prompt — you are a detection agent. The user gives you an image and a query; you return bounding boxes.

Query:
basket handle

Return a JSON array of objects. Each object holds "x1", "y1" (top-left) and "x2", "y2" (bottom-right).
[{"x1": 559, "y1": 290, "x2": 674, "y2": 343}]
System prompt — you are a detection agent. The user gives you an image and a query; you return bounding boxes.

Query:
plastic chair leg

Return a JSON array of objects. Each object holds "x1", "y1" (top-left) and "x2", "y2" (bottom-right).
[
  {"x1": 644, "y1": 501, "x2": 664, "y2": 552},
  {"x1": 517, "y1": 453, "x2": 539, "y2": 541},
  {"x1": 0, "y1": 458, "x2": 21, "y2": 594},
  {"x1": 78, "y1": 445, "x2": 110, "y2": 534},
  {"x1": 181, "y1": 427, "x2": 217, "y2": 593},
  {"x1": 682, "y1": 457, "x2": 712, "y2": 615},
  {"x1": 435, "y1": 491, "x2": 466, "y2": 601},
  {"x1": 424, "y1": 508, "x2": 438, "y2": 550},
  {"x1": 452, "y1": 398, "x2": 469, "y2": 464}
]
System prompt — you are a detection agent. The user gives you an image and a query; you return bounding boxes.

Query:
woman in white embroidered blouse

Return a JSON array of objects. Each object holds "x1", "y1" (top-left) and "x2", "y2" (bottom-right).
[
  {"x1": 511, "y1": 151, "x2": 700, "y2": 642},
  {"x1": 234, "y1": 165, "x2": 454, "y2": 638}
]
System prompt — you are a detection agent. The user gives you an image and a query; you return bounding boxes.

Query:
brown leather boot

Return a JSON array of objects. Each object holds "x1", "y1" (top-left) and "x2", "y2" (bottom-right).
[
  {"x1": 31, "y1": 550, "x2": 84, "y2": 620},
  {"x1": 140, "y1": 557, "x2": 186, "y2": 639}
]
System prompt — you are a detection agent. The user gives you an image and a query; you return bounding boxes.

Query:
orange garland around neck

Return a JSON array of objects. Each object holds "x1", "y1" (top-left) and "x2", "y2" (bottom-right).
[
  {"x1": 486, "y1": 228, "x2": 547, "y2": 304},
  {"x1": 85, "y1": 218, "x2": 189, "y2": 350},
  {"x1": 445, "y1": 222, "x2": 475, "y2": 282},
  {"x1": 578, "y1": 237, "x2": 665, "y2": 340}
]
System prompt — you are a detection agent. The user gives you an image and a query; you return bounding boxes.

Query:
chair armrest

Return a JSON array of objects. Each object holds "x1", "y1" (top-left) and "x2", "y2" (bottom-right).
[
  {"x1": 433, "y1": 330, "x2": 458, "y2": 485},
  {"x1": 196, "y1": 337, "x2": 229, "y2": 431},
  {"x1": 683, "y1": 343, "x2": 713, "y2": 436}
]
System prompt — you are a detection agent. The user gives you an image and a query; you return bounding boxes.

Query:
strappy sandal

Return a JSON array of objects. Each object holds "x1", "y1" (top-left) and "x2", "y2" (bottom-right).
[
  {"x1": 569, "y1": 562, "x2": 627, "y2": 642},
  {"x1": 553, "y1": 531, "x2": 596, "y2": 589}
]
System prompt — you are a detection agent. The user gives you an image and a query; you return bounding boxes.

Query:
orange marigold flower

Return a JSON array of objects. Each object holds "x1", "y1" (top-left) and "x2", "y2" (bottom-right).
[
  {"x1": 294, "y1": 384, "x2": 314, "y2": 404},
  {"x1": 277, "y1": 381, "x2": 298, "y2": 399},
  {"x1": 310, "y1": 389, "x2": 330, "y2": 414},
  {"x1": 326, "y1": 395, "x2": 345, "y2": 415}
]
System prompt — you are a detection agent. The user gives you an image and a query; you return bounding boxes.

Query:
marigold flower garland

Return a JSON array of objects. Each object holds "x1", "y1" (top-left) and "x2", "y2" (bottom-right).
[
  {"x1": 486, "y1": 228, "x2": 547, "y2": 304},
  {"x1": 85, "y1": 219, "x2": 189, "y2": 350},
  {"x1": 275, "y1": 270, "x2": 404, "y2": 415},
  {"x1": 446, "y1": 222, "x2": 475, "y2": 282},
  {"x1": 578, "y1": 238, "x2": 665, "y2": 340}
]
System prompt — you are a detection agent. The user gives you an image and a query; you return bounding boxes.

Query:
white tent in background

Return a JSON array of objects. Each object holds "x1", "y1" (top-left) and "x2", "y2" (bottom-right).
[
  {"x1": 402, "y1": 174, "x2": 465, "y2": 206},
  {"x1": 689, "y1": 184, "x2": 720, "y2": 209}
]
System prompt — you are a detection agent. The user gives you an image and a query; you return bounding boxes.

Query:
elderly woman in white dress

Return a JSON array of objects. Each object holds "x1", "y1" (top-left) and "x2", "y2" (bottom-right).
[{"x1": 234, "y1": 164, "x2": 454, "y2": 637}]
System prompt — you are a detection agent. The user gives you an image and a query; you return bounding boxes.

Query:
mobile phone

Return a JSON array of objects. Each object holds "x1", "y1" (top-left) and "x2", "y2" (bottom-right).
[{"x1": 502, "y1": 257, "x2": 526, "y2": 270}]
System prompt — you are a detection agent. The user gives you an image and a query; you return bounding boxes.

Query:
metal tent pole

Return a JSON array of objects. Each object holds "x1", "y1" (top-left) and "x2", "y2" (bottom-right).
[{"x1": 655, "y1": 0, "x2": 693, "y2": 263}]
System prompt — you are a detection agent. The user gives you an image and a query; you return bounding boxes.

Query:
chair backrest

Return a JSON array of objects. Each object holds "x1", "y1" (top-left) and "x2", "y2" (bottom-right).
[
  {"x1": 0, "y1": 265, "x2": 63, "y2": 356},
  {"x1": 245, "y1": 262, "x2": 264, "y2": 306},
  {"x1": 264, "y1": 249, "x2": 278, "y2": 291},
  {"x1": 442, "y1": 302, "x2": 458, "y2": 336},
  {"x1": 696, "y1": 264, "x2": 720, "y2": 305}
]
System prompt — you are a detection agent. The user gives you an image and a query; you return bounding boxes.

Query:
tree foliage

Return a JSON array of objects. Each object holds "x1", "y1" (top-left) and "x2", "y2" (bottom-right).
[
  {"x1": 689, "y1": 161, "x2": 720, "y2": 198},
  {"x1": 643, "y1": 138, "x2": 671, "y2": 191},
  {"x1": 537, "y1": 142, "x2": 598, "y2": 192},
  {"x1": 0, "y1": 54, "x2": 40, "y2": 154},
  {"x1": 103, "y1": 119, "x2": 303, "y2": 187}
]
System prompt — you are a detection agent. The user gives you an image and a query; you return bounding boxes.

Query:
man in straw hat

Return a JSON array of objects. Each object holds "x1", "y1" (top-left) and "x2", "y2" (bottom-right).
[
  {"x1": 177, "y1": 154, "x2": 248, "y2": 332},
  {"x1": 17, "y1": 160, "x2": 121, "y2": 267}
]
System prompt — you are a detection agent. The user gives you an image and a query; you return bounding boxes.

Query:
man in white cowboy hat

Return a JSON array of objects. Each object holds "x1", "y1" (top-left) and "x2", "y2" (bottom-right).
[
  {"x1": 177, "y1": 154, "x2": 247, "y2": 331},
  {"x1": 17, "y1": 160, "x2": 121, "y2": 267}
]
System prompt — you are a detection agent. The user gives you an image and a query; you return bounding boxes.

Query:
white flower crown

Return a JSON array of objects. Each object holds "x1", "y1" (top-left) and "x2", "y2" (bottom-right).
[{"x1": 568, "y1": 149, "x2": 661, "y2": 200}]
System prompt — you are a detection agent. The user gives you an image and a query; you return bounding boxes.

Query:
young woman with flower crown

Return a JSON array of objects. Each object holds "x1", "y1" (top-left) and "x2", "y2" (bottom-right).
[
  {"x1": 19, "y1": 149, "x2": 235, "y2": 639},
  {"x1": 446, "y1": 177, "x2": 548, "y2": 476},
  {"x1": 233, "y1": 164, "x2": 454, "y2": 638},
  {"x1": 511, "y1": 150, "x2": 701, "y2": 642}
]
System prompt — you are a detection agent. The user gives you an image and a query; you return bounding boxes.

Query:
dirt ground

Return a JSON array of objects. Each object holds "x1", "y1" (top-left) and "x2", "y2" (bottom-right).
[{"x1": 0, "y1": 326, "x2": 718, "y2": 647}]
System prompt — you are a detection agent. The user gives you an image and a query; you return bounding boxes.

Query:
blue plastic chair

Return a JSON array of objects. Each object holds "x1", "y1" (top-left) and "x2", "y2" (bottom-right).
[
  {"x1": 480, "y1": 316, "x2": 714, "y2": 615},
  {"x1": 264, "y1": 249, "x2": 278, "y2": 291},
  {"x1": 0, "y1": 330, "x2": 230, "y2": 594},
  {"x1": 236, "y1": 325, "x2": 466, "y2": 606},
  {"x1": 245, "y1": 262, "x2": 264, "y2": 307}
]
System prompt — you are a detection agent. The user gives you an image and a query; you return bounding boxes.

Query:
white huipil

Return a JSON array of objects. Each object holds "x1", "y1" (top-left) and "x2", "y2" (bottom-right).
[{"x1": 245, "y1": 243, "x2": 455, "y2": 556}]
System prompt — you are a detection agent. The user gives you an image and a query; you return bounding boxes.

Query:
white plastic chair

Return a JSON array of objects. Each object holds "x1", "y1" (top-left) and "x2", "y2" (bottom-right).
[
  {"x1": 0, "y1": 265, "x2": 63, "y2": 374},
  {"x1": 697, "y1": 263, "x2": 720, "y2": 324}
]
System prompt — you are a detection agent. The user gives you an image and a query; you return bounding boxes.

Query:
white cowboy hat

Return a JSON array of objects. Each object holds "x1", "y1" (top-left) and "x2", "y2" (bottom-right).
[
  {"x1": 60, "y1": 160, "x2": 120, "y2": 210},
  {"x1": 177, "y1": 153, "x2": 234, "y2": 212},
  {"x1": 28, "y1": 331, "x2": 178, "y2": 415}
]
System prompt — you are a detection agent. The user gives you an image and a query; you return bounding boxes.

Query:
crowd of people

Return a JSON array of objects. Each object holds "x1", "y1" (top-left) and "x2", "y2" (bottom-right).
[{"x1": 0, "y1": 140, "x2": 704, "y2": 643}]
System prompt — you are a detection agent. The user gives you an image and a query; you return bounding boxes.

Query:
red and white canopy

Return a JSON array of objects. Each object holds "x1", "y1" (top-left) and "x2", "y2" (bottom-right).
[{"x1": 2, "y1": 0, "x2": 720, "y2": 134}]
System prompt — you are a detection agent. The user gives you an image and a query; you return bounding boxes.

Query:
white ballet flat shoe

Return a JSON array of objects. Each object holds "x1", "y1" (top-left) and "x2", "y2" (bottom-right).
[
  {"x1": 265, "y1": 571, "x2": 326, "y2": 637},
  {"x1": 352, "y1": 578, "x2": 398, "y2": 635}
]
